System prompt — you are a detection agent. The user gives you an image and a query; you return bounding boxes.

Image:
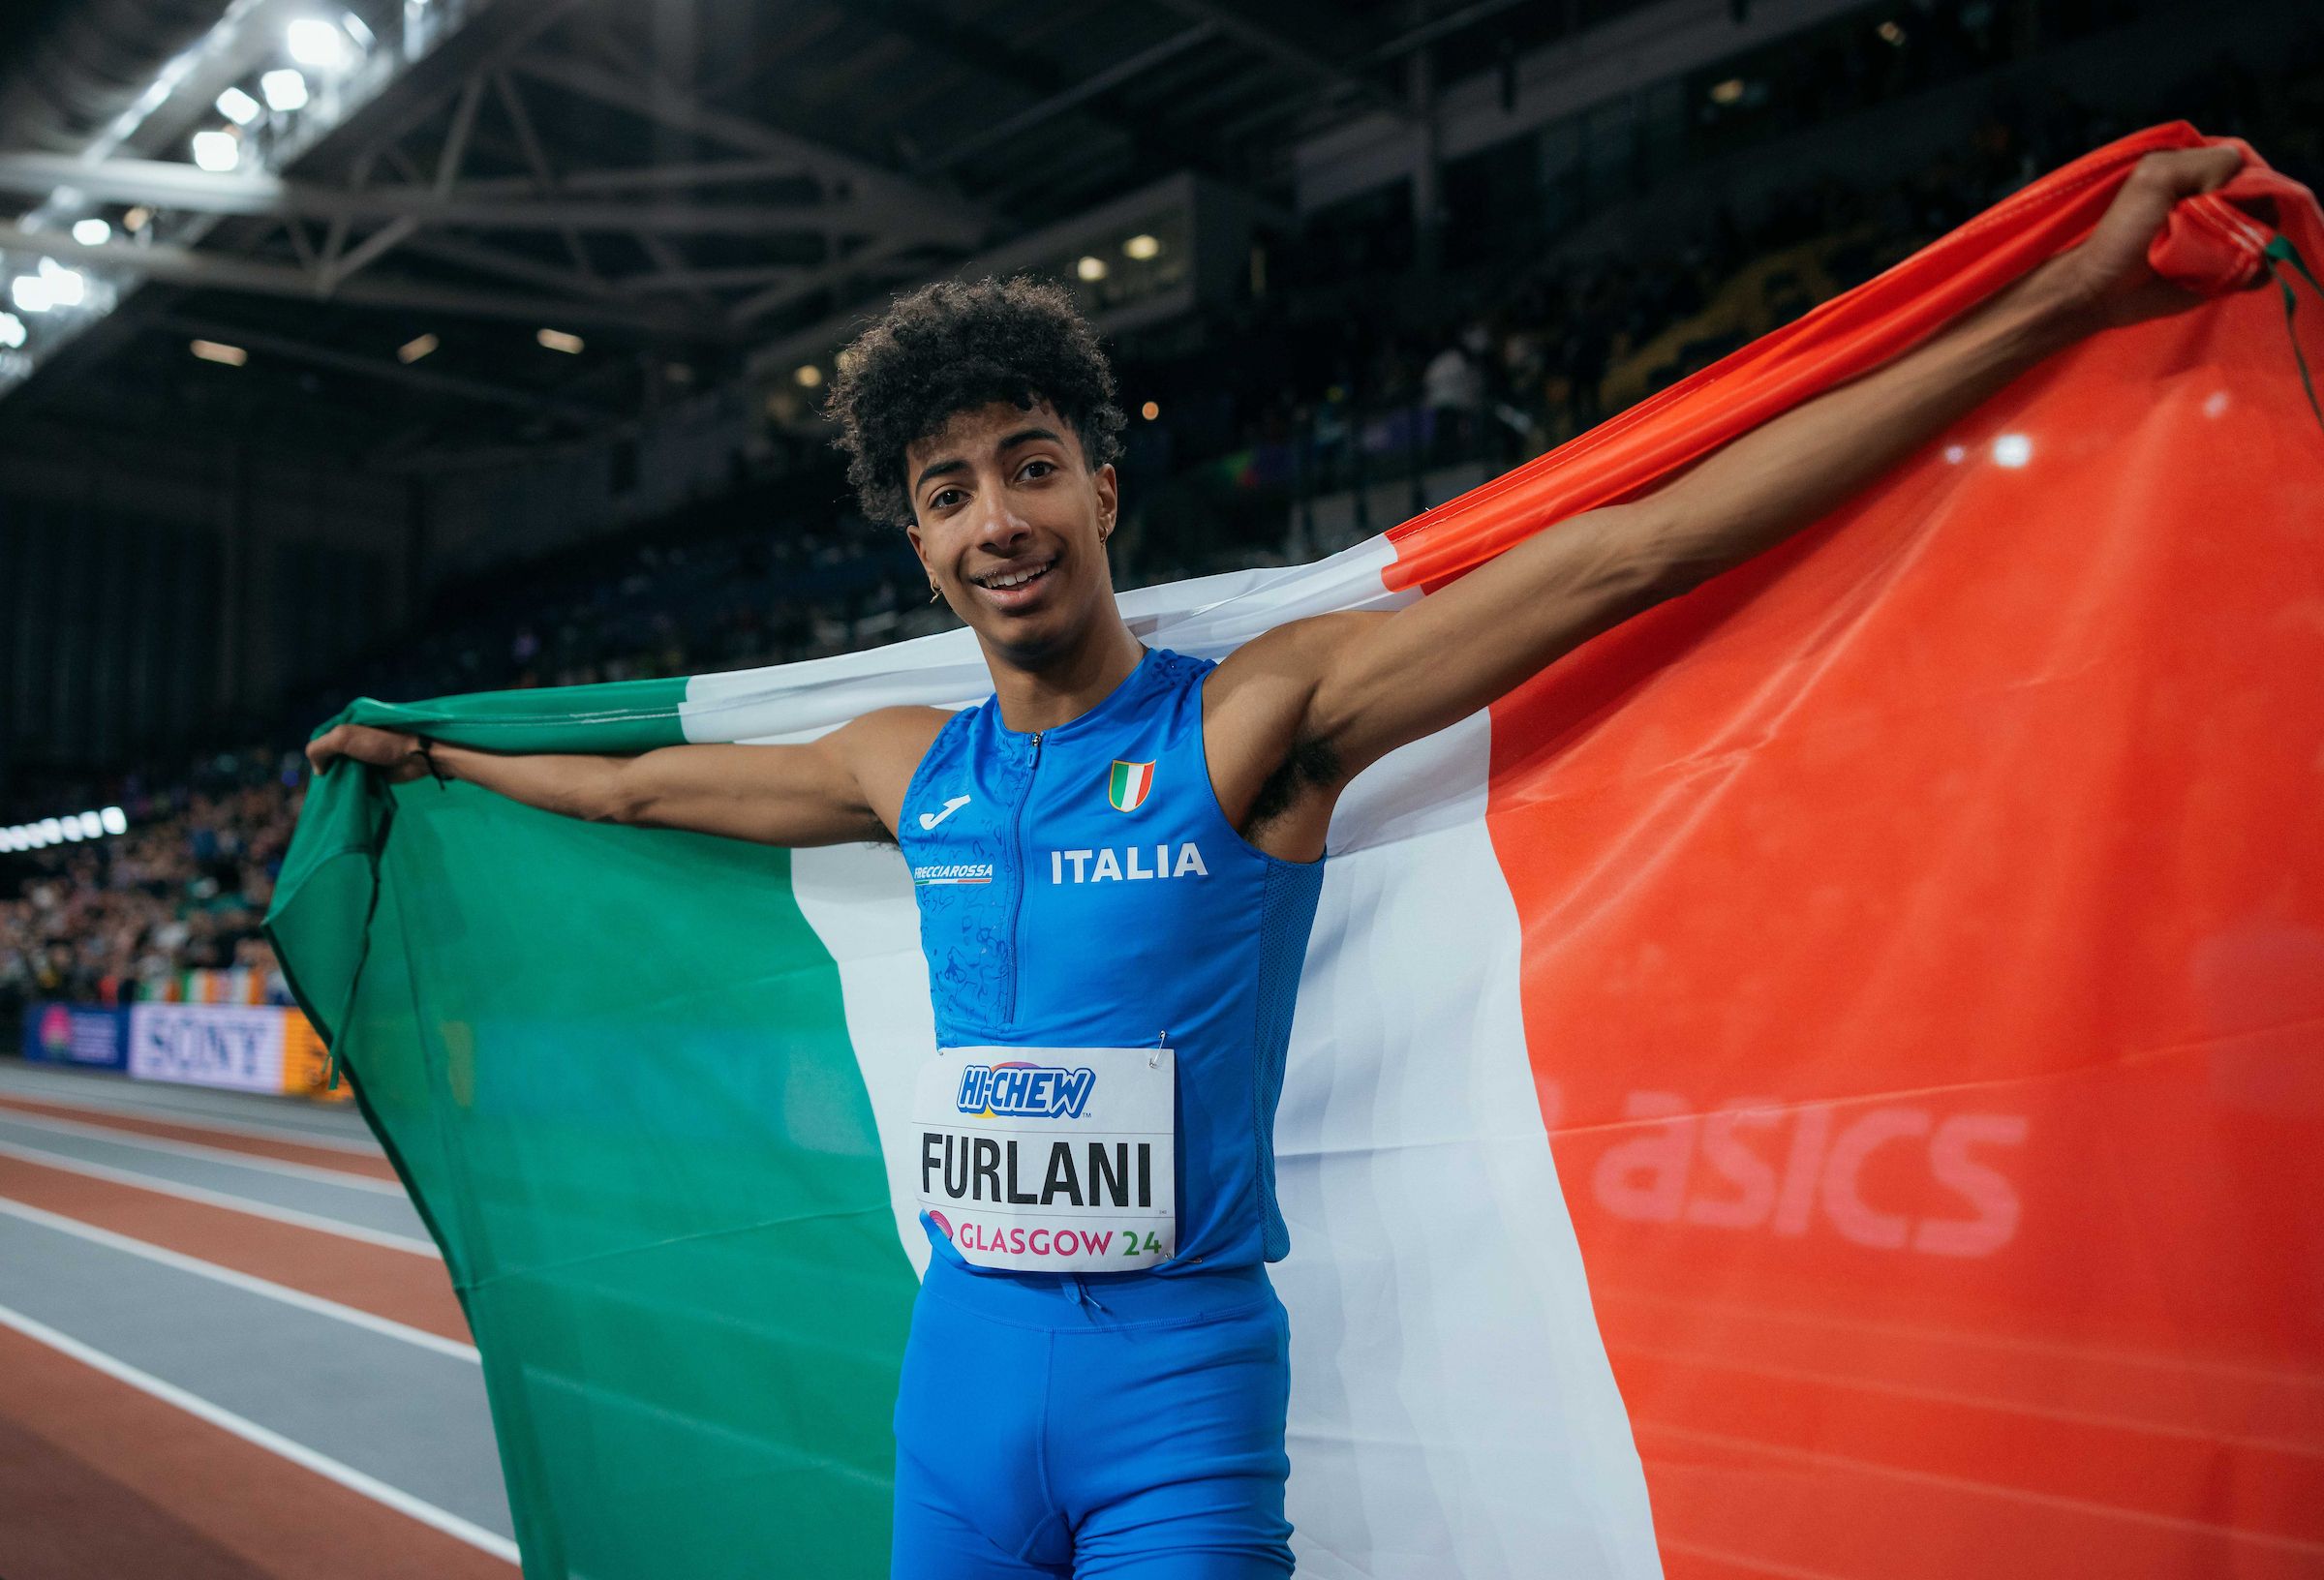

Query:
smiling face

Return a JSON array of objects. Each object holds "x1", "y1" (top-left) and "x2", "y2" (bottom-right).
[{"x1": 905, "y1": 398, "x2": 1120, "y2": 668}]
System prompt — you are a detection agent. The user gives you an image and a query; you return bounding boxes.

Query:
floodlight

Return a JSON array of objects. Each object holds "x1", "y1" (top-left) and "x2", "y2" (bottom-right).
[
  {"x1": 78, "y1": 811, "x2": 104, "y2": 838},
  {"x1": 217, "y1": 86, "x2": 262, "y2": 125},
  {"x1": 794, "y1": 364, "x2": 823, "y2": 388},
  {"x1": 536, "y1": 327, "x2": 583, "y2": 353},
  {"x1": 191, "y1": 339, "x2": 249, "y2": 366},
  {"x1": 1141, "y1": 401, "x2": 1160, "y2": 420},
  {"x1": 10, "y1": 276, "x2": 54, "y2": 313},
  {"x1": 1076, "y1": 256, "x2": 1107, "y2": 281},
  {"x1": 0, "y1": 312, "x2": 23, "y2": 348},
  {"x1": 122, "y1": 206, "x2": 151, "y2": 231},
  {"x1": 1123, "y1": 234, "x2": 1161, "y2": 260},
  {"x1": 1993, "y1": 434, "x2": 2033, "y2": 469},
  {"x1": 72, "y1": 218, "x2": 111, "y2": 246},
  {"x1": 341, "y1": 12, "x2": 375, "y2": 49},
  {"x1": 49, "y1": 817, "x2": 77, "y2": 842},
  {"x1": 191, "y1": 129, "x2": 241, "y2": 171},
  {"x1": 398, "y1": 331, "x2": 439, "y2": 363},
  {"x1": 260, "y1": 69, "x2": 310, "y2": 111},
  {"x1": 287, "y1": 17, "x2": 351, "y2": 69},
  {"x1": 101, "y1": 806, "x2": 129, "y2": 835}
]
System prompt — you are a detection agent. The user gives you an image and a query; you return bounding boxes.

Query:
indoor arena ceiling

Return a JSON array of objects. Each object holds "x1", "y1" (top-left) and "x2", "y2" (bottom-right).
[{"x1": 0, "y1": 0, "x2": 1616, "y2": 459}]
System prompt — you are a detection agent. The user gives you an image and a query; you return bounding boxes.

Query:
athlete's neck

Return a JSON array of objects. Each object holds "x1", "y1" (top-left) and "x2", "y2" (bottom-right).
[{"x1": 982, "y1": 618, "x2": 1147, "y2": 735}]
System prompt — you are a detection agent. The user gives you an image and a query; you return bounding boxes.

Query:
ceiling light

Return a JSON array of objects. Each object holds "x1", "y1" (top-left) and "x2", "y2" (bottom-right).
[
  {"x1": 398, "y1": 331, "x2": 439, "y2": 363},
  {"x1": 340, "y1": 12, "x2": 375, "y2": 49},
  {"x1": 0, "y1": 313, "x2": 23, "y2": 349},
  {"x1": 38, "y1": 259, "x2": 85, "y2": 307},
  {"x1": 71, "y1": 218, "x2": 111, "y2": 246},
  {"x1": 77, "y1": 811, "x2": 105, "y2": 838},
  {"x1": 216, "y1": 86, "x2": 262, "y2": 125},
  {"x1": 101, "y1": 806, "x2": 129, "y2": 835},
  {"x1": 1878, "y1": 18, "x2": 1907, "y2": 45},
  {"x1": 287, "y1": 17, "x2": 351, "y2": 69},
  {"x1": 1141, "y1": 401, "x2": 1159, "y2": 420},
  {"x1": 10, "y1": 276, "x2": 54, "y2": 313},
  {"x1": 1709, "y1": 77, "x2": 1746, "y2": 106},
  {"x1": 51, "y1": 817, "x2": 79, "y2": 842},
  {"x1": 190, "y1": 339, "x2": 248, "y2": 366},
  {"x1": 191, "y1": 128, "x2": 240, "y2": 171},
  {"x1": 1075, "y1": 255, "x2": 1107, "y2": 282},
  {"x1": 1123, "y1": 234, "x2": 1161, "y2": 260},
  {"x1": 794, "y1": 363, "x2": 823, "y2": 388},
  {"x1": 536, "y1": 327, "x2": 583, "y2": 354},
  {"x1": 122, "y1": 206, "x2": 151, "y2": 232},
  {"x1": 260, "y1": 69, "x2": 310, "y2": 112}
]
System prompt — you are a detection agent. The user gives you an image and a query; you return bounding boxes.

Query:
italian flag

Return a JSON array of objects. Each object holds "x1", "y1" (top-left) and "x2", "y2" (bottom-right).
[{"x1": 269, "y1": 127, "x2": 2324, "y2": 1580}]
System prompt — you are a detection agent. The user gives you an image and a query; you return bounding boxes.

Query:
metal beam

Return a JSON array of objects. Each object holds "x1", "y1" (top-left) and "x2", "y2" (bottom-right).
[
  {"x1": 0, "y1": 225, "x2": 718, "y2": 335},
  {"x1": 508, "y1": 53, "x2": 990, "y2": 247},
  {"x1": 399, "y1": 232, "x2": 627, "y2": 300},
  {"x1": 152, "y1": 314, "x2": 613, "y2": 422},
  {"x1": 727, "y1": 234, "x2": 927, "y2": 328},
  {"x1": 0, "y1": 153, "x2": 896, "y2": 236},
  {"x1": 1147, "y1": 0, "x2": 1413, "y2": 122},
  {"x1": 922, "y1": 25, "x2": 1217, "y2": 172}
]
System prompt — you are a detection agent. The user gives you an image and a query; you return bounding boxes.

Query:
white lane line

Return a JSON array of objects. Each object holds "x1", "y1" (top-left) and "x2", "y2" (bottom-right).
[
  {"x1": 0, "y1": 1109, "x2": 407, "y2": 1195},
  {"x1": 0, "y1": 1139, "x2": 442, "y2": 1259},
  {"x1": 0, "y1": 1298, "x2": 517, "y2": 1565},
  {"x1": 0, "y1": 1087, "x2": 382, "y2": 1154},
  {"x1": 0, "y1": 1196, "x2": 477, "y2": 1364}
]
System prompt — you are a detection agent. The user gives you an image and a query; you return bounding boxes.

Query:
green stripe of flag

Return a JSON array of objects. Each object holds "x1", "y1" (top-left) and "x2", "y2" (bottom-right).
[{"x1": 269, "y1": 680, "x2": 917, "y2": 1580}]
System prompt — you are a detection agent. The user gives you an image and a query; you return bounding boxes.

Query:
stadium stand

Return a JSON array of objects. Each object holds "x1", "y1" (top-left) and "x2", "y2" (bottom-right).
[{"x1": 4, "y1": 18, "x2": 2319, "y2": 1041}]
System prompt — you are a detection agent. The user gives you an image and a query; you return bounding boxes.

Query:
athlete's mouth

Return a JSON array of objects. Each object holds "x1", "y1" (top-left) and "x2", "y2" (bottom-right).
[{"x1": 970, "y1": 557, "x2": 1057, "y2": 592}]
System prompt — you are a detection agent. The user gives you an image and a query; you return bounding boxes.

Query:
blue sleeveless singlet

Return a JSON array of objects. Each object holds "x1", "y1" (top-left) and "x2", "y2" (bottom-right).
[{"x1": 896, "y1": 645, "x2": 1325, "y2": 1272}]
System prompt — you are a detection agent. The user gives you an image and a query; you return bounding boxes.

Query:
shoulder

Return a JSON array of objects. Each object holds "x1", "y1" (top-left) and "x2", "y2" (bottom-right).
[
  {"x1": 1205, "y1": 612, "x2": 1385, "y2": 714},
  {"x1": 829, "y1": 705, "x2": 954, "y2": 803}
]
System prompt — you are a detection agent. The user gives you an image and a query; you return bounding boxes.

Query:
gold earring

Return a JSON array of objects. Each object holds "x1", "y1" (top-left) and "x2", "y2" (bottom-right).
[{"x1": 929, "y1": 583, "x2": 941, "y2": 603}]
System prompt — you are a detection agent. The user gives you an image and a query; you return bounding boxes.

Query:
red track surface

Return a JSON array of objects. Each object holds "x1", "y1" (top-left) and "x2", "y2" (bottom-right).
[
  {"x1": 0, "y1": 1075, "x2": 507, "y2": 1574},
  {"x1": 0, "y1": 1325, "x2": 507, "y2": 1580},
  {"x1": 0, "y1": 1151, "x2": 471, "y2": 1344},
  {"x1": 0, "y1": 1093, "x2": 403, "y2": 1181}
]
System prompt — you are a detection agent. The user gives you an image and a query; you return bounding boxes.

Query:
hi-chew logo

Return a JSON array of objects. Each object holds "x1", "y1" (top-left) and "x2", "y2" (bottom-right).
[
  {"x1": 958, "y1": 1061, "x2": 1096, "y2": 1120},
  {"x1": 1107, "y1": 760, "x2": 1154, "y2": 812}
]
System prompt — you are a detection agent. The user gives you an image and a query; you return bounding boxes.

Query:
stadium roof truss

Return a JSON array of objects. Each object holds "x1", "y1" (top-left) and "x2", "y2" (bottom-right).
[{"x1": 0, "y1": 0, "x2": 1554, "y2": 456}]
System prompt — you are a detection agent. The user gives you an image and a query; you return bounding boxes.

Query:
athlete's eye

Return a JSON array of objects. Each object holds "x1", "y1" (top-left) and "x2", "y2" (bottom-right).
[
  {"x1": 1019, "y1": 459, "x2": 1055, "y2": 481},
  {"x1": 930, "y1": 487, "x2": 963, "y2": 510}
]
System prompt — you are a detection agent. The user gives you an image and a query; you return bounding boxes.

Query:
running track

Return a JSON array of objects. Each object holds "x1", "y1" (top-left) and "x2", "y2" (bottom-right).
[{"x1": 0, "y1": 1057, "x2": 514, "y2": 1578}]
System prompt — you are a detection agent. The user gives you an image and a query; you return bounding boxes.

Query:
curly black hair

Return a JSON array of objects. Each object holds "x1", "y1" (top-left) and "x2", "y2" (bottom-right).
[{"x1": 825, "y1": 275, "x2": 1127, "y2": 528}]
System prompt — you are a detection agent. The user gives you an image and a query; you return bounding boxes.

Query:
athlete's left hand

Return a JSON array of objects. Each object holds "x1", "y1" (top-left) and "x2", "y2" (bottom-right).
[{"x1": 2045, "y1": 144, "x2": 2247, "y2": 330}]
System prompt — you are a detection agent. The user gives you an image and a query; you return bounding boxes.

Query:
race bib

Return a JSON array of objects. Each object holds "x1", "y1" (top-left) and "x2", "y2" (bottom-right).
[{"x1": 910, "y1": 1045, "x2": 1176, "y2": 1271}]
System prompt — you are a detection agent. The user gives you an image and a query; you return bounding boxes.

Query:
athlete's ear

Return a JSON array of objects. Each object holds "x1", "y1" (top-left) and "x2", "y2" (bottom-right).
[{"x1": 1092, "y1": 463, "x2": 1118, "y2": 542}]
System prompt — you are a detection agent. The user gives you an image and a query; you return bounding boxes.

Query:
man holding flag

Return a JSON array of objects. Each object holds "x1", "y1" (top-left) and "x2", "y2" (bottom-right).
[{"x1": 306, "y1": 144, "x2": 2250, "y2": 1579}]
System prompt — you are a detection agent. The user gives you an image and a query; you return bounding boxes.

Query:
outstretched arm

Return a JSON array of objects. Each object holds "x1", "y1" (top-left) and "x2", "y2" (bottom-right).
[
  {"x1": 1263, "y1": 145, "x2": 2243, "y2": 782},
  {"x1": 305, "y1": 706, "x2": 944, "y2": 847}
]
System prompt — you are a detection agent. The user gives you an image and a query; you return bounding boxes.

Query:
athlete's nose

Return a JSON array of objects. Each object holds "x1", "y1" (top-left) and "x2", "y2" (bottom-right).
[{"x1": 970, "y1": 484, "x2": 1034, "y2": 555}]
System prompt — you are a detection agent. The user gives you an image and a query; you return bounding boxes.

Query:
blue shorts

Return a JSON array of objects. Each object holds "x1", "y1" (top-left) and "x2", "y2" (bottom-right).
[{"x1": 890, "y1": 1253, "x2": 1295, "y2": 1578}]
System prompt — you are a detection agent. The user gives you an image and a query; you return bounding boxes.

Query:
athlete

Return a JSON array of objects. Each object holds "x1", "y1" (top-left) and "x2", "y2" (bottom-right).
[{"x1": 308, "y1": 147, "x2": 2241, "y2": 1578}]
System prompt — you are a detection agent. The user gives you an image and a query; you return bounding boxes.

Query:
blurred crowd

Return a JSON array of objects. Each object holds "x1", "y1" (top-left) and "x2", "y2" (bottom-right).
[
  {"x1": 1, "y1": 756, "x2": 303, "y2": 1011},
  {"x1": 5, "y1": 16, "x2": 2319, "y2": 1027}
]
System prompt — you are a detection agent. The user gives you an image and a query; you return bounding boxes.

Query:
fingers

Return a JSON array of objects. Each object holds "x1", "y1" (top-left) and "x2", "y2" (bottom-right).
[{"x1": 2132, "y1": 144, "x2": 2243, "y2": 201}]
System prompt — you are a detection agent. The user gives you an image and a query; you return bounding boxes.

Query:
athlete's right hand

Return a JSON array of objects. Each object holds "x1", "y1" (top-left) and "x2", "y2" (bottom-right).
[{"x1": 306, "y1": 723, "x2": 430, "y2": 782}]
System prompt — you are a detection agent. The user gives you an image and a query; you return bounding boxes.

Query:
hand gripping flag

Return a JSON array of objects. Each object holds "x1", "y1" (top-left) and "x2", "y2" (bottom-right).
[{"x1": 270, "y1": 125, "x2": 2324, "y2": 1580}]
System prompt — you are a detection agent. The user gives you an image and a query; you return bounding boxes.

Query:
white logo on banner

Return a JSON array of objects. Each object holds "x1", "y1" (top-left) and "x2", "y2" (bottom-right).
[{"x1": 128, "y1": 1004, "x2": 288, "y2": 1093}]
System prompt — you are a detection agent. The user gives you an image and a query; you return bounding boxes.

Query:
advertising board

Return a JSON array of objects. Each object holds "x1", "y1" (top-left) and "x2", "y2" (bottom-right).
[{"x1": 18, "y1": 1002, "x2": 129, "y2": 1071}]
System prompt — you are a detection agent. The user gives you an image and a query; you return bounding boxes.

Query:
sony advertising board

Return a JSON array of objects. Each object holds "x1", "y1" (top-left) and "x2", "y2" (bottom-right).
[{"x1": 128, "y1": 1002, "x2": 288, "y2": 1093}]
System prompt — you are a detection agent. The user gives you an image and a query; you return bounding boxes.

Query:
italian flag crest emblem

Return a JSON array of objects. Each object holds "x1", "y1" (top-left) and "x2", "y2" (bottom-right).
[{"x1": 1107, "y1": 759, "x2": 1155, "y2": 812}]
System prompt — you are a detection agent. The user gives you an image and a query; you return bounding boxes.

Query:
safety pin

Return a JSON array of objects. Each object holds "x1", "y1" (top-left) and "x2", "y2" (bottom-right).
[{"x1": 1149, "y1": 1030, "x2": 1166, "y2": 1069}]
